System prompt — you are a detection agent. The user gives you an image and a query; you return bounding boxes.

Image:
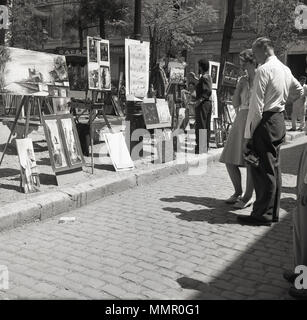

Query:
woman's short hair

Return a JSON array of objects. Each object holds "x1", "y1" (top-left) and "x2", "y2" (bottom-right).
[
  {"x1": 198, "y1": 58, "x2": 209, "y2": 72},
  {"x1": 239, "y1": 49, "x2": 255, "y2": 64}
]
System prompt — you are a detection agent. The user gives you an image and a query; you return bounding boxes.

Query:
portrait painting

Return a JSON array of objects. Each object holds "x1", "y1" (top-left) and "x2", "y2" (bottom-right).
[
  {"x1": 0, "y1": 46, "x2": 69, "y2": 97},
  {"x1": 100, "y1": 66, "x2": 111, "y2": 90},
  {"x1": 16, "y1": 138, "x2": 40, "y2": 194},
  {"x1": 100, "y1": 42, "x2": 109, "y2": 62},
  {"x1": 209, "y1": 61, "x2": 220, "y2": 90},
  {"x1": 88, "y1": 38, "x2": 98, "y2": 63}
]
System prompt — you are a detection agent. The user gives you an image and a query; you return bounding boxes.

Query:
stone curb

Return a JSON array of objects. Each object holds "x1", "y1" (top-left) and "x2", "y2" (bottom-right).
[
  {"x1": 0, "y1": 130, "x2": 302, "y2": 233},
  {"x1": 0, "y1": 150, "x2": 222, "y2": 232}
]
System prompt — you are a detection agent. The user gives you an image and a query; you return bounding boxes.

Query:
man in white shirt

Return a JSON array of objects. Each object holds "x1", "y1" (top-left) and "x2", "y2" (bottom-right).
[
  {"x1": 289, "y1": 76, "x2": 307, "y2": 132},
  {"x1": 238, "y1": 37, "x2": 304, "y2": 226}
]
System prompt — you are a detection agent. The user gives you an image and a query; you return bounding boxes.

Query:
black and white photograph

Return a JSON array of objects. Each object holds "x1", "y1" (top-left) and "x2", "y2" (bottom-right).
[{"x1": 1, "y1": 0, "x2": 307, "y2": 307}]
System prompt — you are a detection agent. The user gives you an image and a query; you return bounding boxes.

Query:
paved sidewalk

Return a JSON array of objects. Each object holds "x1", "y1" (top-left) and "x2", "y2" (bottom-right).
[{"x1": 0, "y1": 136, "x2": 305, "y2": 300}]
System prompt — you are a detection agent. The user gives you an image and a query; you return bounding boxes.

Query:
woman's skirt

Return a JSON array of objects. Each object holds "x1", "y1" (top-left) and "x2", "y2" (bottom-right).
[{"x1": 219, "y1": 108, "x2": 248, "y2": 166}]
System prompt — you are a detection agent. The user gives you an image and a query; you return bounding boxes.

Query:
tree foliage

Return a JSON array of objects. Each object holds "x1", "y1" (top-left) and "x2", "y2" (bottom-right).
[
  {"x1": 144, "y1": 0, "x2": 217, "y2": 69},
  {"x1": 238, "y1": 0, "x2": 299, "y2": 58},
  {"x1": 7, "y1": 0, "x2": 42, "y2": 50}
]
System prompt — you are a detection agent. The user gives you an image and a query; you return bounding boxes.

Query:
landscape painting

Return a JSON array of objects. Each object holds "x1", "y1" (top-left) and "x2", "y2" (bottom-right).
[{"x1": 0, "y1": 46, "x2": 70, "y2": 97}]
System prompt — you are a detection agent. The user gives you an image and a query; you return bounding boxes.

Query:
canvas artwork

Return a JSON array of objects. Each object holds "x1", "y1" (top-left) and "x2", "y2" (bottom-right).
[
  {"x1": 222, "y1": 62, "x2": 240, "y2": 88},
  {"x1": 125, "y1": 39, "x2": 150, "y2": 99},
  {"x1": 44, "y1": 118, "x2": 68, "y2": 170},
  {"x1": 52, "y1": 97, "x2": 71, "y2": 114},
  {"x1": 61, "y1": 118, "x2": 83, "y2": 166},
  {"x1": 104, "y1": 132, "x2": 134, "y2": 172},
  {"x1": 142, "y1": 98, "x2": 160, "y2": 129},
  {"x1": 16, "y1": 138, "x2": 40, "y2": 193},
  {"x1": 226, "y1": 103, "x2": 237, "y2": 123},
  {"x1": 88, "y1": 38, "x2": 98, "y2": 63},
  {"x1": 88, "y1": 63, "x2": 100, "y2": 89},
  {"x1": 87, "y1": 37, "x2": 111, "y2": 91},
  {"x1": 100, "y1": 66, "x2": 111, "y2": 90},
  {"x1": 43, "y1": 114, "x2": 84, "y2": 173},
  {"x1": 209, "y1": 61, "x2": 220, "y2": 90},
  {"x1": 156, "y1": 99, "x2": 171, "y2": 125},
  {"x1": 100, "y1": 42, "x2": 109, "y2": 62},
  {"x1": 0, "y1": 46, "x2": 69, "y2": 97}
]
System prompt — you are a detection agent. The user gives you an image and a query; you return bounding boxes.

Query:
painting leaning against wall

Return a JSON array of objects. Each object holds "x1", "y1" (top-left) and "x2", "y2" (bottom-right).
[{"x1": 0, "y1": 46, "x2": 70, "y2": 97}]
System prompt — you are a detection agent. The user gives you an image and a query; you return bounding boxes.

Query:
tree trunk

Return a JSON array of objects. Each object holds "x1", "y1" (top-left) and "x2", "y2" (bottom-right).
[
  {"x1": 218, "y1": 0, "x2": 236, "y2": 114},
  {"x1": 99, "y1": 12, "x2": 106, "y2": 38}
]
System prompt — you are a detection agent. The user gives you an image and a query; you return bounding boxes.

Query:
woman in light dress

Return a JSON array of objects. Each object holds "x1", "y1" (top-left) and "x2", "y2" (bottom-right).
[{"x1": 219, "y1": 49, "x2": 256, "y2": 209}]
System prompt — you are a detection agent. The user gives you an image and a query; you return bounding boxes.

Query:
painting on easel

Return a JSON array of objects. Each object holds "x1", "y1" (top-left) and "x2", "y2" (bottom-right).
[
  {"x1": 16, "y1": 138, "x2": 40, "y2": 193},
  {"x1": 0, "y1": 46, "x2": 69, "y2": 97}
]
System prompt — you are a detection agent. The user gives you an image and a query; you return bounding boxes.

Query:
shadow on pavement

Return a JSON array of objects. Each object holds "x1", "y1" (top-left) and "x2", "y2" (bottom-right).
[
  {"x1": 174, "y1": 210, "x2": 294, "y2": 300},
  {"x1": 0, "y1": 168, "x2": 20, "y2": 178}
]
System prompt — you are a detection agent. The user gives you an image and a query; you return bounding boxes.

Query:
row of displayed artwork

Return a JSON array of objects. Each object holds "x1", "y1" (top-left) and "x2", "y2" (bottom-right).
[{"x1": 16, "y1": 113, "x2": 135, "y2": 193}]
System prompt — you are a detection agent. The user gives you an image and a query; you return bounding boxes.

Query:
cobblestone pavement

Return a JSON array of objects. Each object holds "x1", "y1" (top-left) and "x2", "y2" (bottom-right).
[{"x1": 0, "y1": 137, "x2": 306, "y2": 300}]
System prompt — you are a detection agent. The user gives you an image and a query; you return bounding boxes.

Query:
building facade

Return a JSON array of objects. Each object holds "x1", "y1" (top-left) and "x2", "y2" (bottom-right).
[{"x1": 31, "y1": 0, "x2": 307, "y2": 84}]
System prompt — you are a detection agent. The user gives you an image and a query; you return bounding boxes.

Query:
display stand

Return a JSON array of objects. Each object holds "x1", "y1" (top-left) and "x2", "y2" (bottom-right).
[
  {"x1": 0, "y1": 95, "x2": 48, "y2": 166},
  {"x1": 69, "y1": 90, "x2": 113, "y2": 174}
]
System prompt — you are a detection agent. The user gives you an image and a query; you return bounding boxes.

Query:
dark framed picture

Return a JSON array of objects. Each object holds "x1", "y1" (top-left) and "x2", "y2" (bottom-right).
[
  {"x1": 222, "y1": 62, "x2": 240, "y2": 88},
  {"x1": 100, "y1": 66, "x2": 111, "y2": 90},
  {"x1": 42, "y1": 114, "x2": 84, "y2": 173},
  {"x1": 100, "y1": 42, "x2": 109, "y2": 62},
  {"x1": 209, "y1": 61, "x2": 220, "y2": 90},
  {"x1": 88, "y1": 38, "x2": 98, "y2": 63}
]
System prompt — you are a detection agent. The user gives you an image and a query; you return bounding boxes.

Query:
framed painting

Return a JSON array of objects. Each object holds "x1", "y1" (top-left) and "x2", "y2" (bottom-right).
[
  {"x1": 222, "y1": 62, "x2": 240, "y2": 88},
  {"x1": 209, "y1": 61, "x2": 220, "y2": 90},
  {"x1": 0, "y1": 46, "x2": 70, "y2": 97},
  {"x1": 16, "y1": 138, "x2": 40, "y2": 193},
  {"x1": 42, "y1": 114, "x2": 84, "y2": 173},
  {"x1": 60, "y1": 115, "x2": 84, "y2": 169}
]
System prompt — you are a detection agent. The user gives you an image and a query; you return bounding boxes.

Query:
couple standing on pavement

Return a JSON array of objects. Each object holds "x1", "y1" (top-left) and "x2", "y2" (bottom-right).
[
  {"x1": 220, "y1": 37, "x2": 307, "y2": 299},
  {"x1": 221, "y1": 37, "x2": 304, "y2": 226}
]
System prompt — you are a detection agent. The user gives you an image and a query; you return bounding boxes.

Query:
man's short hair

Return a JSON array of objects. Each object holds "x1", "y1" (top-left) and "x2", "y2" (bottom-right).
[
  {"x1": 299, "y1": 76, "x2": 307, "y2": 83},
  {"x1": 252, "y1": 37, "x2": 274, "y2": 51}
]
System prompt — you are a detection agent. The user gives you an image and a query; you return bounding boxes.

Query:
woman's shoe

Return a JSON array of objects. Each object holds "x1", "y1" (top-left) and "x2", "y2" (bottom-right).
[
  {"x1": 225, "y1": 194, "x2": 242, "y2": 204},
  {"x1": 233, "y1": 198, "x2": 253, "y2": 209}
]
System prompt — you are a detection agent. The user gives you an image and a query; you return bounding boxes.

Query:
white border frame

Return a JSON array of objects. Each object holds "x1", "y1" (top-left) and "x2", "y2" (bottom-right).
[{"x1": 209, "y1": 61, "x2": 220, "y2": 90}]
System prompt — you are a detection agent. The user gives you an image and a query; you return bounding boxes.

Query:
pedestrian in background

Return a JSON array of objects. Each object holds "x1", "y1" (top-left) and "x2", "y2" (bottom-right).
[
  {"x1": 283, "y1": 143, "x2": 307, "y2": 299},
  {"x1": 190, "y1": 58, "x2": 213, "y2": 153},
  {"x1": 237, "y1": 37, "x2": 304, "y2": 226},
  {"x1": 289, "y1": 76, "x2": 307, "y2": 132},
  {"x1": 220, "y1": 49, "x2": 256, "y2": 208}
]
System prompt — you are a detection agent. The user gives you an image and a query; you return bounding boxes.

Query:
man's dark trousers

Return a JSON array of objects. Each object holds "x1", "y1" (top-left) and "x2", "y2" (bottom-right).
[
  {"x1": 195, "y1": 101, "x2": 212, "y2": 153},
  {"x1": 250, "y1": 111, "x2": 286, "y2": 221}
]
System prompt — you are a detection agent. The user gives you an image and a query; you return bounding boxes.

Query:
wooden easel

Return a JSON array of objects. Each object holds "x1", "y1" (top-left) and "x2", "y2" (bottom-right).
[
  {"x1": 0, "y1": 95, "x2": 49, "y2": 166},
  {"x1": 70, "y1": 90, "x2": 113, "y2": 174}
]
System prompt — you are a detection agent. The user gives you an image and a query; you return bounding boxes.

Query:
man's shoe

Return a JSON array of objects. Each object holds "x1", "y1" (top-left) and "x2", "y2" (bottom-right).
[
  {"x1": 288, "y1": 286, "x2": 307, "y2": 300},
  {"x1": 283, "y1": 270, "x2": 297, "y2": 284},
  {"x1": 237, "y1": 214, "x2": 272, "y2": 226},
  {"x1": 233, "y1": 198, "x2": 253, "y2": 209},
  {"x1": 298, "y1": 128, "x2": 304, "y2": 132},
  {"x1": 288, "y1": 128, "x2": 296, "y2": 132},
  {"x1": 225, "y1": 194, "x2": 242, "y2": 204}
]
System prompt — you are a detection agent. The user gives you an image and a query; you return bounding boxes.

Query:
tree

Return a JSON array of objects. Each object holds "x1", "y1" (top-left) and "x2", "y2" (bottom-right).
[
  {"x1": 144, "y1": 0, "x2": 217, "y2": 70},
  {"x1": 218, "y1": 0, "x2": 236, "y2": 92},
  {"x1": 238, "y1": 0, "x2": 299, "y2": 58},
  {"x1": 7, "y1": 0, "x2": 43, "y2": 50},
  {"x1": 64, "y1": 0, "x2": 130, "y2": 51}
]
